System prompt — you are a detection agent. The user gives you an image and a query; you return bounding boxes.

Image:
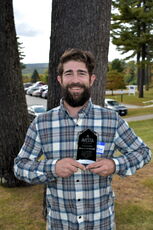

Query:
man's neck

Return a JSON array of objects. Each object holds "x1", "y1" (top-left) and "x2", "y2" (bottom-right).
[{"x1": 63, "y1": 101, "x2": 86, "y2": 118}]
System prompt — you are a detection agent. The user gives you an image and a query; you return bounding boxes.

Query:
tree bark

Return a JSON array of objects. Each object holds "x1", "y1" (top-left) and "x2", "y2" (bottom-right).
[
  {"x1": 47, "y1": 0, "x2": 112, "y2": 109},
  {"x1": 0, "y1": 0, "x2": 29, "y2": 186},
  {"x1": 45, "y1": 0, "x2": 112, "y2": 219},
  {"x1": 138, "y1": 0, "x2": 147, "y2": 98}
]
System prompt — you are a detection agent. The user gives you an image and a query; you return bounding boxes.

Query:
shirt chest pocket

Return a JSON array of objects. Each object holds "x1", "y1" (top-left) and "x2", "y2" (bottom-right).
[{"x1": 96, "y1": 132, "x2": 116, "y2": 159}]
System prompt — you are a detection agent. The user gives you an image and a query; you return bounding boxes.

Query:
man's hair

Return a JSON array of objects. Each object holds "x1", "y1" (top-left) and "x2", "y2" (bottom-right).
[{"x1": 57, "y1": 48, "x2": 95, "y2": 76}]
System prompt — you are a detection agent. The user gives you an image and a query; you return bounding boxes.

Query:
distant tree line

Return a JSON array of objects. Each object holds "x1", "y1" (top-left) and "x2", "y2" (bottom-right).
[{"x1": 22, "y1": 69, "x2": 48, "y2": 84}]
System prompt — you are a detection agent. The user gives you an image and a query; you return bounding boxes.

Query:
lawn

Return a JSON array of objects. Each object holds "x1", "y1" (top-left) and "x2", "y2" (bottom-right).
[
  {"x1": 113, "y1": 119, "x2": 153, "y2": 230},
  {"x1": 125, "y1": 107, "x2": 153, "y2": 118},
  {"x1": 106, "y1": 87, "x2": 153, "y2": 118},
  {"x1": 0, "y1": 184, "x2": 46, "y2": 230},
  {"x1": 106, "y1": 86, "x2": 153, "y2": 106},
  {"x1": 0, "y1": 119, "x2": 153, "y2": 229}
]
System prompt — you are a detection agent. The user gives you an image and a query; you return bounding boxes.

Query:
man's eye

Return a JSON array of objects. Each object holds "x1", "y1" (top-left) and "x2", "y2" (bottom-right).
[
  {"x1": 65, "y1": 72, "x2": 72, "y2": 76},
  {"x1": 79, "y1": 72, "x2": 87, "y2": 76}
]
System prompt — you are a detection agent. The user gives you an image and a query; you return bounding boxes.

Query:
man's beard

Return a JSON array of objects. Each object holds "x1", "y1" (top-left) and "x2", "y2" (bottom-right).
[{"x1": 62, "y1": 83, "x2": 91, "y2": 107}]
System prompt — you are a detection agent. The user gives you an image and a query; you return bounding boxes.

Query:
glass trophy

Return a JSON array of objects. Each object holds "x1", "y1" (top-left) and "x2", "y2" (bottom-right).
[{"x1": 76, "y1": 129, "x2": 98, "y2": 165}]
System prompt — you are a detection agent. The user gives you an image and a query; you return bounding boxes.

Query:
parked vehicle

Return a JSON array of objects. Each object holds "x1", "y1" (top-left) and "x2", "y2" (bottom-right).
[
  {"x1": 41, "y1": 89, "x2": 48, "y2": 99},
  {"x1": 23, "y1": 82, "x2": 33, "y2": 93},
  {"x1": 40, "y1": 85, "x2": 48, "y2": 97},
  {"x1": 32, "y1": 81, "x2": 45, "y2": 87},
  {"x1": 104, "y1": 98, "x2": 128, "y2": 116},
  {"x1": 28, "y1": 105, "x2": 46, "y2": 117},
  {"x1": 26, "y1": 86, "x2": 40, "y2": 96},
  {"x1": 32, "y1": 85, "x2": 48, "y2": 97},
  {"x1": 23, "y1": 82, "x2": 33, "y2": 88}
]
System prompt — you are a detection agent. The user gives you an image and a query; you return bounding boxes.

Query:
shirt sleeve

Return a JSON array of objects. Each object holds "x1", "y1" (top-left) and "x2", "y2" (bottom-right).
[
  {"x1": 112, "y1": 117, "x2": 152, "y2": 177},
  {"x1": 14, "y1": 118, "x2": 59, "y2": 184}
]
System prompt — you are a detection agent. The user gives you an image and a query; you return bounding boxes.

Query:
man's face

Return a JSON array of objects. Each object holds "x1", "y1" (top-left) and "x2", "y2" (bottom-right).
[{"x1": 57, "y1": 61, "x2": 96, "y2": 107}]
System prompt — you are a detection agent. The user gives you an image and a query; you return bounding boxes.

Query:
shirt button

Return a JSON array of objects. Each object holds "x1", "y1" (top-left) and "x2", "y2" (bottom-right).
[
  {"x1": 78, "y1": 199, "x2": 80, "y2": 201},
  {"x1": 76, "y1": 180, "x2": 80, "y2": 182},
  {"x1": 77, "y1": 215, "x2": 83, "y2": 223}
]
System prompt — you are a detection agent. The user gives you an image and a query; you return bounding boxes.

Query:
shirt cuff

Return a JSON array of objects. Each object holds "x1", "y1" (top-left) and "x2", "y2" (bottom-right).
[
  {"x1": 112, "y1": 158, "x2": 120, "y2": 174},
  {"x1": 50, "y1": 159, "x2": 59, "y2": 177}
]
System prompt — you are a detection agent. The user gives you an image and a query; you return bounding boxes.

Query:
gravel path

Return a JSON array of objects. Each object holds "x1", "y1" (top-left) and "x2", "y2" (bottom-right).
[{"x1": 124, "y1": 114, "x2": 153, "y2": 122}]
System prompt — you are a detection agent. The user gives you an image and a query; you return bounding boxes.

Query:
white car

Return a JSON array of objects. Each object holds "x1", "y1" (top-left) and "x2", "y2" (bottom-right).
[
  {"x1": 28, "y1": 105, "x2": 46, "y2": 117},
  {"x1": 23, "y1": 82, "x2": 33, "y2": 93},
  {"x1": 26, "y1": 86, "x2": 40, "y2": 96},
  {"x1": 32, "y1": 85, "x2": 48, "y2": 97},
  {"x1": 104, "y1": 99, "x2": 128, "y2": 116},
  {"x1": 41, "y1": 89, "x2": 48, "y2": 99}
]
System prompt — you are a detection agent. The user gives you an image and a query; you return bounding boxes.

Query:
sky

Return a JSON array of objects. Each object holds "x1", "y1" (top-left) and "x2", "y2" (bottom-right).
[{"x1": 13, "y1": 0, "x2": 127, "y2": 64}]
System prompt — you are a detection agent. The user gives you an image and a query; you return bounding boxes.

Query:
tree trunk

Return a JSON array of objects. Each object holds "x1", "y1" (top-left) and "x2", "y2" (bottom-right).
[
  {"x1": 138, "y1": 44, "x2": 146, "y2": 98},
  {"x1": 0, "y1": 0, "x2": 29, "y2": 187},
  {"x1": 138, "y1": 0, "x2": 147, "y2": 98},
  {"x1": 137, "y1": 52, "x2": 141, "y2": 91},
  {"x1": 45, "y1": 0, "x2": 112, "y2": 219},
  {"x1": 47, "y1": 0, "x2": 112, "y2": 110},
  {"x1": 145, "y1": 62, "x2": 149, "y2": 91}
]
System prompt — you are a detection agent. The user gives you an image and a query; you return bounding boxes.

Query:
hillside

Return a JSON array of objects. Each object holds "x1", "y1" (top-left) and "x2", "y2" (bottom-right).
[{"x1": 22, "y1": 63, "x2": 48, "y2": 75}]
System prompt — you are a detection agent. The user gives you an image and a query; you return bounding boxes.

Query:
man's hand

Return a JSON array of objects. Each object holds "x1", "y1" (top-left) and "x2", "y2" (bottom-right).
[
  {"x1": 86, "y1": 159, "x2": 116, "y2": 176},
  {"x1": 55, "y1": 158, "x2": 86, "y2": 178}
]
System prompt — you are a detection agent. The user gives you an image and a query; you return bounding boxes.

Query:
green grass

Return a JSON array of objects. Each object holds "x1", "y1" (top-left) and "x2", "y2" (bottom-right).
[
  {"x1": 106, "y1": 87, "x2": 153, "y2": 117},
  {"x1": 128, "y1": 119, "x2": 153, "y2": 151},
  {"x1": 125, "y1": 107, "x2": 153, "y2": 118},
  {"x1": 0, "y1": 185, "x2": 45, "y2": 230},
  {"x1": 116, "y1": 203, "x2": 153, "y2": 230},
  {"x1": 142, "y1": 178, "x2": 153, "y2": 190},
  {"x1": 106, "y1": 87, "x2": 153, "y2": 106},
  {"x1": 106, "y1": 88, "x2": 153, "y2": 117},
  {"x1": 114, "y1": 118, "x2": 153, "y2": 230}
]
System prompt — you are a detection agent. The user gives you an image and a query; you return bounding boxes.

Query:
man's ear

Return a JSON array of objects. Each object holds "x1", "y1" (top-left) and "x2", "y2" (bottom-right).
[
  {"x1": 90, "y1": 74, "x2": 96, "y2": 86},
  {"x1": 57, "y1": 75, "x2": 62, "y2": 85}
]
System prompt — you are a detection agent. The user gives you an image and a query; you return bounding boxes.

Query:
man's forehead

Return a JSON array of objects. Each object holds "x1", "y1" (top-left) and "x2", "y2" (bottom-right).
[{"x1": 63, "y1": 60, "x2": 88, "y2": 71}]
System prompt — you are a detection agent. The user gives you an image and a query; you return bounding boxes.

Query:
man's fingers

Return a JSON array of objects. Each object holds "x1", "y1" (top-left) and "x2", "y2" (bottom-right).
[
  {"x1": 86, "y1": 159, "x2": 115, "y2": 176},
  {"x1": 86, "y1": 161, "x2": 103, "y2": 170},
  {"x1": 69, "y1": 159, "x2": 86, "y2": 171},
  {"x1": 74, "y1": 162, "x2": 86, "y2": 171},
  {"x1": 90, "y1": 166, "x2": 105, "y2": 174},
  {"x1": 68, "y1": 165, "x2": 79, "y2": 173},
  {"x1": 55, "y1": 158, "x2": 86, "y2": 178}
]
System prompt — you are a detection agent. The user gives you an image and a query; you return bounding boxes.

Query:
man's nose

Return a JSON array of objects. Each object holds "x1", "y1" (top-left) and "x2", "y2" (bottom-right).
[{"x1": 73, "y1": 73, "x2": 79, "y2": 82}]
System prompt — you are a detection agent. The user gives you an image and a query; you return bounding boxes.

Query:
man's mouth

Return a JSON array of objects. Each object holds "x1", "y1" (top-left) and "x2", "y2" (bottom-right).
[
  {"x1": 70, "y1": 87, "x2": 82, "y2": 90},
  {"x1": 68, "y1": 83, "x2": 84, "y2": 90}
]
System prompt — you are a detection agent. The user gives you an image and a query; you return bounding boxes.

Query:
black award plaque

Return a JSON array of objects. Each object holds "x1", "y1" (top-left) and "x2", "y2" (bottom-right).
[{"x1": 77, "y1": 129, "x2": 97, "y2": 164}]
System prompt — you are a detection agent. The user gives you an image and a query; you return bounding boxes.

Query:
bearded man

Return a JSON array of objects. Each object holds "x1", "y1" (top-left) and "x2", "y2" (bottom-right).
[{"x1": 14, "y1": 48, "x2": 152, "y2": 230}]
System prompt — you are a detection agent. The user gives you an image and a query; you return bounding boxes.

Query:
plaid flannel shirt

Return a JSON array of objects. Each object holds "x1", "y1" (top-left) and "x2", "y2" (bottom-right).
[{"x1": 14, "y1": 99, "x2": 151, "y2": 230}]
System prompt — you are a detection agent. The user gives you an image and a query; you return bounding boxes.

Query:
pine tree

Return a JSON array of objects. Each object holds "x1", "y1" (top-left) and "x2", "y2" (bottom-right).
[
  {"x1": 17, "y1": 37, "x2": 26, "y2": 70},
  {"x1": 31, "y1": 69, "x2": 40, "y2": 83},
  {"x1": 111, "y1": 0, "x2": 153, "y2": 97},
  {"x1": 0, "y1": 0, "x2": 29, "y2": 186},
  {"x1": 111, "y1": 59, "x2": 126, "y2": 72}
]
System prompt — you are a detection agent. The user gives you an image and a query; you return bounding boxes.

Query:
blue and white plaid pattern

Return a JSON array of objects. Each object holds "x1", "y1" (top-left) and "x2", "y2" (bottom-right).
[{"x1": 14, "y1": 100, "x2": 151, "y2": 230}]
